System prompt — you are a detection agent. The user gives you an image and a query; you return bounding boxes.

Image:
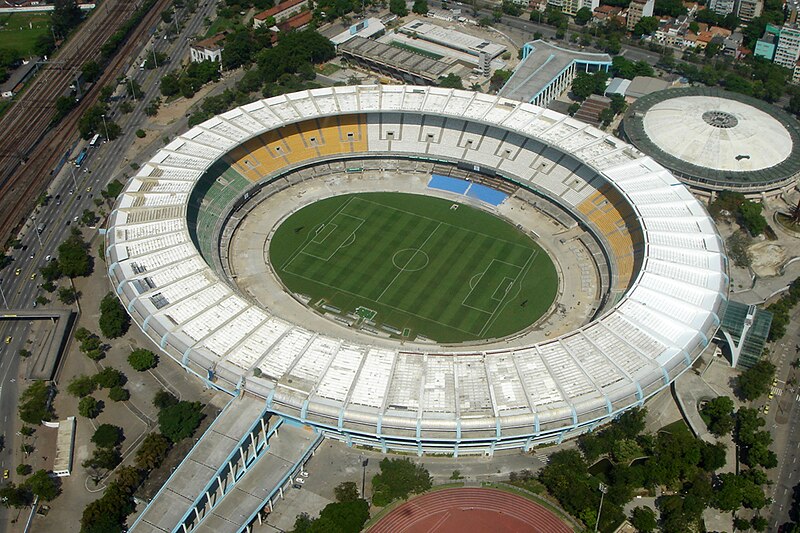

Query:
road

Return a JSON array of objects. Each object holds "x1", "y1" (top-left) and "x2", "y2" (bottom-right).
[
  {"x1": 0, "y1": 2, "x2": 217, "y2": 530},
  {"x1": 766, "y1": 305, "x2": 800, "y2": 530}
]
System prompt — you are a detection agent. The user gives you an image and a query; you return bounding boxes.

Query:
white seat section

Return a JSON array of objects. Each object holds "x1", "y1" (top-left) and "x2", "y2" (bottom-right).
[
  {"x1": 483, "y1": 102, "x2": 516, "y2": 126},
  {"x1": 421, "y1": 90, "x2": 451, "y2": 115},
  {"x1": 161, "y1": 283, "x2": 229, "y2": 327},
  {"x1": 287, "y1": 336, "x2": 340, "y2": 387},
  {"x1": 201, "y1": 307, "x2": 268, "y2": 359},
  {"x1": 315, "y1": 344, "x2": 365, "y2": 402},
  {"x1": 441, "y1": 91, "x2": 474, "y2": 116},
  {"x1": 226, "y1": 317, "x2": 291, "y2": 371},
  {"x1": 385, "y1": 353, "x2": 424, "y2": 411},
  {"x1": 462, "y1": 95, "x2": 495, "y2": 121},
  {"x1": 125, "y1": 243, "x2": 195, "y2": 273},
  {"x1": 149, "y1": 272, "x2": 212, "y2": 305},
  {"x1": 264, "y1": 96, "x2": 301, "y2": 123},
  {"x1": 158, "y1": 152, "x2": 210, "y2": 170},
  {"x1": 617, "y1": 299, "x2": 694, "y2": 346},
  {"x1": 642, "y1": 218, "x2": 701, "y2": 234},
  {"x1": 538, "y1": 343, "x2": 596, "y2": 399},
  {"x1": 601, "y1": 313, "x2": 666, "y2": 359},
  {"x1": 309, "y1": 88, "x2": 340, "y2": 115},
  {"x1": 166, "y1": 139, "x2": 221, "y2": 160},
  {"x1": 562, "y1": 334, "x2": 625, "y2": 388},
  {"x1": 348, "y1": 348, "x2": 395, "y2": 409},
  {"x1": 257, "y1": 328, "x2": 314, "y2": 380},
  {"x1": 185, "y1": 128, "x2": 239, "y2": 151},
  {"x1": 647, "y1": 232, "x2": 708, "y2": 250},
  {"x1": 637, "y1": 272, "x2": 715, "y2": 308},
  {"x1": 287, "y1": 90, "x2": 320, "y2": 118},
  {"x1": 422, "y1": 356, "x2": 455, "y2": 414},
  {"x1": 512, "y1": 348, "x2": 564, "y2": 408},
  {"x1": 581, "y1": 323, "x2": 650, "y2": 376},
  {"x1": 203, "y1": 117, "x2": 250, "y2": 142},
  {"x1": 486, "y1": 353, "x2": 528, "y2": 414},
  {"x1": 455, "y1": 355, "x2": 493, "y2": 414},
  {"x1": 648, "y1": 245, "x2": 718, "y2": 271},
  {"x1": 335, "y1": 88, "x2": 359, "y2": 113},
  {"x1": 401, "y1": 88, "x2": 426, "y2": 111},
  {"x1": 125, "y1": 233, "x2": 186, "y2": 258},
  {"x1": 131, "y1": 193, "x2": 189, "y2": 208},
  {"x1": 646, "y1": 259, "x2": 712, "y2": 289},
  {"x1": 225, "y1": 107, "x2": 270, "y2": 134},
  {"x1": 117, "y1": 220, "x2": 184, "y2": 242},
  {"x1": 136, "y1": 256, "x2": 205, "y2": 289},
  {"x1": 629, "y1": 287, "x2": 699, "y2": 324},
  {"x1": 181, "y1": 296, "x2": 247, "y2": 342},
  {"x1": 137, "y1": 180, "x2": 194, "y2": 194}
]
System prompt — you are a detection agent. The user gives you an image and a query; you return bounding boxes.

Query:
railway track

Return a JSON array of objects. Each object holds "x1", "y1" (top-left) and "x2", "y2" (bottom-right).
[{"x1": 0, "y1": 0, "x2": 172, "y2": 245}]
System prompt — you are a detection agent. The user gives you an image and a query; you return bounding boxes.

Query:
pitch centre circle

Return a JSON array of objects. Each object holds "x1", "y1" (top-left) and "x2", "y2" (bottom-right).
[{"x1": 392, "y1": 248, "x2": 430, "y2": 272}]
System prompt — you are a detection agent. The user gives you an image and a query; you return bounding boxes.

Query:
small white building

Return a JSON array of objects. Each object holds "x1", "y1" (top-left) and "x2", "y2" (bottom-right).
[
  {"x1": 190, "y1": 33, "x2": 225, "y2": 64},
  {"x1": 53, "y1": 417, "x2": 76, "y2": 477}
]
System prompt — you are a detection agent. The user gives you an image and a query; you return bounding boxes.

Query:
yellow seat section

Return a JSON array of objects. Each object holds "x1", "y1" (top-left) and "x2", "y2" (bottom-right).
[{"x1": 224, "y1": 114, "x2": 369, "y2": 182}]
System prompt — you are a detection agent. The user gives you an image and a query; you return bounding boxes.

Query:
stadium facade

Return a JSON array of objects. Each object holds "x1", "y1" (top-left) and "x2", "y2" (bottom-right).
[
  {"x1": 106, "y1": 85, "x2": 728, "y2": 456},
  {"x1": 622, "y1": 87, "x2": 800, "y2": 199}
]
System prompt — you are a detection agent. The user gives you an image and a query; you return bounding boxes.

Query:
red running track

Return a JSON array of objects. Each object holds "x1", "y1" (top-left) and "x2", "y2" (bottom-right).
[{"x1": 367, "y1": 487, "x2": 573, "y2": 533}]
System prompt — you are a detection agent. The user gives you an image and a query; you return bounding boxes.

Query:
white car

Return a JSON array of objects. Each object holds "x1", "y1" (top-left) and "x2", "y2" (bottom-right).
[{"x1": 294, "y1": 477, "x2": 305, "y2": 484}]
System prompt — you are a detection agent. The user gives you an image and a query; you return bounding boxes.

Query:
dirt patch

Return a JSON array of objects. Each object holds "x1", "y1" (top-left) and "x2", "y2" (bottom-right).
[{"x1": 749, "y1": 241, "x2": 787, "y2": 277}]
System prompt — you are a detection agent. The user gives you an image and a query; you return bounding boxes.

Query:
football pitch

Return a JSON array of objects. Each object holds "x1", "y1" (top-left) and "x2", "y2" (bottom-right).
[{"x1": 269, "y1": 193, "x2": 558, "y2": 343}]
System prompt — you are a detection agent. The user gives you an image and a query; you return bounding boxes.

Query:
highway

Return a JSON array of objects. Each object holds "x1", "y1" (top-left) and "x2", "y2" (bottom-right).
[{"x1": 0, "y1": 2, "x2": 217, "y2": 530}]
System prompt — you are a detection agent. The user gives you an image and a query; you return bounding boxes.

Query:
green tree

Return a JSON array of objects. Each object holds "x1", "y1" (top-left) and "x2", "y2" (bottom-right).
[
  {"x1": 334, "y1": 481, "x2": 360, "y2": 502},
  {"x1": 91, "y1": 424, "x2": 123, "y2": 448},
  {"x1": 412, "y1": 0, "x2": 428, "y2": 14},
  {"x1": 16, "y1": 464, "x2": 31, "y2": 476},
  {"x1": 99, "y1": 292, "x2": 130, "y2": 339},
  {"x1": 574, "y1": 6, "x2": 592, "y2": 25},
  {"x1": 128, "y1": 349, "x2": 158, "y2": 371},
  {"x1": 751, "y1": 515, "x2": 769, "y2": 531},
  {"x1": 108, "y1": 386, "x2": 130, "y2": 402},
  {"x1": 310, "y1": 499, "x2": 370, "y2": 533},
  {"x1": 67, "y1": 375, "x2": 97, "y2": 397},
  {"x1": 114, "y1": 466, "x2": 142, "y2": 494},
  {"x1": 58, "y1": 286, "x2": 79, "y2": 305},
  {"x1": 630, "y1": 506, "x2": 657, "y2": 532},
  {"x1": 135, "y1": 433, "x2": 171, "y2": 470},
  {"x1": 93, "y1": 367, "x2": 126, "y2": 389},
  {"x1": 83, "y1": 447, "x2": 122, "y2": 471},
  {"x1": 390, "y1": 0, "x2": 408, "y2": 16},
  {"x1": 633, "y1": 16, "x2": 658, "y2": 36},
  {"x1": 371, "y1": 458, "x2": 432, "y2": 506},
  {"x1": 80, "y1": 481, "x2": 135, "y2": 532},
  {"x1": 153, "y1": 390, "x2": 179, "y2": 410},
  {"x1": 81, "y1": 60, "x2": 101, "y2": 83},
  {"x1": 158, "y1": 401, "x2": 205, "y2": 442},
  {"x1": 57, "y1": 231, "x2": 92, "y2": 277},
  {"x1": 737, "y1": 360, "x2": 776, "y2": 401},
  {"x1": 78, "y1": 396, "x2": 102, "y2": 419},
  {"x1": 24, "y1": 469, "x2": 60, "y2": 501},
  {"x1": 438, "y1": 73, "x2": 464, "y2": 89},
  {"x1": 701, "y1": 396, "x2": 735, "y2": 436},
  {"x1": 0, "y1": 483, "x2": 33, "y2": 508},
  {"x1": 18, "y1": 381, "x2": 54, "y2": 424},
  {"x1": 739, "y1": 200, "x2": 768, "y2": 236},
  {"x1": 52, "y1": 0, "x2": 83, "y2": 38}
]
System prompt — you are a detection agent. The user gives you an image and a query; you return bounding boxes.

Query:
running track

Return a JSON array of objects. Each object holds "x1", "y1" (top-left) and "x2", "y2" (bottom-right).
[{"x1": 367, "y1": 487, "x2": 573, "y2": 533}]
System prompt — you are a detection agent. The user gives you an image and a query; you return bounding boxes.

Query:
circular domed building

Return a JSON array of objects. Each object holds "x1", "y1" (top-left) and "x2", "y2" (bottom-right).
[{"x1": 622, "y1": 87, "x2": 800, "y2": 199}]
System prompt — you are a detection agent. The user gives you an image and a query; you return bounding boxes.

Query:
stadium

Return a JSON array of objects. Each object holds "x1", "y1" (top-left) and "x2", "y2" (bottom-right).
[
  {"x1": 106, "y1": 85, "x2": 727, "y2": 456},
  {"x1": 622, "y1": 86, "x2": 800, "y2": 198}
]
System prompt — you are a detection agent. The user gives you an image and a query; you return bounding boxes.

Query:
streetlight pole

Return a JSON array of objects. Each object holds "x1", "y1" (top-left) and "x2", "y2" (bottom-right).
[
  {"x1": 101, "y1": 114, "x2": 110, "y2": 141},
  {"x1": 0, "y1": 280, "x2": 8, "y2": 309},
  {"x1": 595, "y1": 483, "x2": 608, "y2": 533},
  {"x1": 128, "y1": 77, "x2": 137, "y2": 101}
]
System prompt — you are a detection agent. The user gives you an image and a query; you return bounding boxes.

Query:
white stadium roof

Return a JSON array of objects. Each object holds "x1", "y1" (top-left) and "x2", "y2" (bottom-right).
[
  {"x1": 106, "y1": 85, "x2": 727, "y2": 454},
  {"x1": 642, "y1": 94, "x2": 792, "y2": 172}
]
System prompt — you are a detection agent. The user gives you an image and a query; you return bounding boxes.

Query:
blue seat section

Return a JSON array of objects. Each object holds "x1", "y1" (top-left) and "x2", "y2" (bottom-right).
[
  {"x1": 428, "y1": 174, "x2": 470, "y2": 194},
  {"x1": 467, "y1": 183, "x2": 508, "y2": 206}
]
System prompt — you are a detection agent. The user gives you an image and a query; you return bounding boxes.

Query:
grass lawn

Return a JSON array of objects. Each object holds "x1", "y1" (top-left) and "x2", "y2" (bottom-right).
[
  {"x1": 0, "y1": 12, "x2": 51, "y2": 56},
  {"x1": 204, "y1": 15, "x2": 236, "y2": 38},
  {"x1": 390, "y1": 41, "x2": 444, "y2": 60},
  {"x1": 316, "y1": 62, "x2": 342, "y2": 76},
  {"x1": 270, "y1": 192, "x2": 557, "y2": 343}
]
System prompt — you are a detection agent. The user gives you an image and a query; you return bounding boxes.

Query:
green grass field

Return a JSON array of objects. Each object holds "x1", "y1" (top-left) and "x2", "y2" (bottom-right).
[
  {"x1": 270, "y1": 193, "x2": 558, "y2": 343},
  {"x1": 0, "y1": 13, "x2": 51, "y2": 56}
]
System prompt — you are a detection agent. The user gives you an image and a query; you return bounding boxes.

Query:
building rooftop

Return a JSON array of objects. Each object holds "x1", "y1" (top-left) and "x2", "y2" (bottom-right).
[
  {"x1": 192, "y1": 33, "x2": 226, "y2": 52},
  {"x1": 623, "y1": 86, "x2": 800, "y2": 187},
  {"x1": 397, "y1": 19, "x2": 506, "y2": 58},
  {"x1": 330, "y1": 17, "x2": 385, "y2": 45},
  {"x1": 254, "y1": 0, "x2": 305, "y2": 20},
  {"x1": 338, "y1": 37, "x2": 453, "y2": 81},
  {"x1": 499, "y1": 40, "x2": 611, "y2": 104},
  {"x1": 53, "y1": 417, "x2": 75, "y2": 476}
]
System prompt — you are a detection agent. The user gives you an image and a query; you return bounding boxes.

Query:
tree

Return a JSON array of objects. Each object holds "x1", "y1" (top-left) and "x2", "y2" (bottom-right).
[
  {"x1": 221, "y1": 29, "x2": 255, "y2": 71},
  {"x1": 67, "y1": 375, "x2": 96, "y2": 397},
  {"x1": 78, "y1": 396, "x2": 102, "y2": 418},
  {"x1": 438, "y1": 73, "x2": 464, "y2": 89},
  {"x1": 371, "y1": 458, "x2": 432, "y2": 506},
  {"x1": 0, "y1": 483, "x2": 33, "y2": 508},
  {"x1": 751, "y1": 515, "x2": 768, "y2": 531},
  {"x1": 40, "y1": 260, "x2": 62, "y2": 282},
  {"x1": 80, "y1": 481, "x2": 135, "y2": 532},
  {"x1": 311, "y1": 499, "x2": 370, "y2": 533},
  {"x1": 158, "y1": 401, "x2": 205, "y2": 442},
  {"x1": 574, "y1": 6, "x2": 592, "y2": 25},
  {"x1": 599, "y1": 107, "x2": 615, "y2": 128},
  {"x1": 739, "y1": 200, "x2": 768, "y2": 236},
  {"x1": 114, "y1": 466, "x2": 142, "y2": 494},
  {"x1": 633, "y1": 16, "x2": 658, "y2": 37},
  {"x1": 57, "y1": 286, "x2": 79, "y2": 305},
  {"x1": 153, "y1": 390, "x2": 179, "y2": 410},
  {"x1": 128, "y1": 349, "x2": 158, "y2": 371},
  {"x1": 33, "y1": 33, "x2": 55, "y2": 57},
  {"x1": 412, "y1": 0, "x2": 428, "y2": 14},
  {"x1": 630, "y1": 506, "x2": 657, "y2": 532},
  {"x1": 99, "y1": 292, "x2": 130, "y2": 339},
  {"x1": 489, "y1": 69, "x2": 512, "y2": 93},
  {"x1": 24, "y1": 469, "x2": 60, "y2": 501},
  {"x1": 57, "y1": 231, "x2": 92, "y2": 277},
  {"x1": 701, "y1": 396, "x2": 735, "y2": 436},
  {"x1": 334, "y1": 481, "x2": 360, "y2": 502},
  {"x1": 733, "y1": 517, "x2": 750, "y2": 530},
  {"x1": 108, "y1": 386, "x2": 130, "y2": 402},
  {"x1": 52, "y1": 0, "x2": 83, "y2": 38},
  {"x1": 16, "y1": 464, "x2": 31, "y2": 476},
  {"x1": 18, "y1": 381, "x2": 54, "y2": 424},
  {"x1": 390, "y1": 0, "x2": 408, "y2": 16},
  {"x1": 81, "y1": 60, "x2": 101, "y2": 83},
  {"x1": 91, "y1": 424, "x2": 123, "y2": 448},
  {"x1": 737, "y1": 360, "x2": 776, "y2": 401},
  {"x1": 135, "y1": 433, "x2": 171, "y2": 470},
  {"x1": 83, "y1": 447, "x2": 122, "y2": 471},
  {"x1": 93, "y1": 367, "x2": 126, "y2": 389}
]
